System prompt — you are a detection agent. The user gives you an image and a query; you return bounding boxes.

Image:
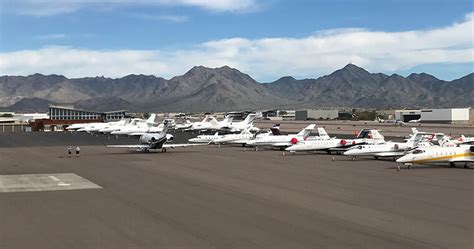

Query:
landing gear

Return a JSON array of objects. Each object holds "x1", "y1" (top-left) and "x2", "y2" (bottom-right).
[
  {"x1": 397, "y1": 165, "x2": 400, "y2": 171},
  {"x1": 351, "y1": 157, "x2": 356, "y2": 161},
  {"x1": 161, "y1": 148, "x2": 167, "y2": 153},
  {"x1": 464, "y1": 163, "x2": 469, "y2": 169},
  {"x1": 449, "y1": 162, "x2": 455, "y2": 168},
  {"x1": 326, "y1": 151, "x2": 331, "y2": 155},
  {"x1": 374, "y1": 156, "x2": 379, "y2": 160},
  {"x1": 255, "y1": 147, "x2": 258, "y2": 152}
]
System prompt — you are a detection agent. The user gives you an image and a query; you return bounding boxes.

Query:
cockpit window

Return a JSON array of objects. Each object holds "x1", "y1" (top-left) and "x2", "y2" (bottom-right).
[{"x1": 412, "y1": 149, "x2": 424, "y2": 154}]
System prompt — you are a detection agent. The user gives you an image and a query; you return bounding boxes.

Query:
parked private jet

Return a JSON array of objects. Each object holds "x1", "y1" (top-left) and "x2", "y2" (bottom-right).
[
  {"x1": 285, "y1": 128, "x2": 365, "y2": 154},
  {"x1": 110, "y1": 114, "x2": 160, "y2": 135},
  {"x1": 246, "y1": 124, "x2": 315, "y2": 150},
  {"x1": 343, "y1": 132, "x2": 422, "y2": 159},
  {"x1": 188, "y1": 132, "x2": 224, "y2": 143},
  {"x1": 107, "y1": 121, "x2": 199, "y2": 152},
  {"x1": 396, "y1": 145, "x2": 474, "y2": 169}
]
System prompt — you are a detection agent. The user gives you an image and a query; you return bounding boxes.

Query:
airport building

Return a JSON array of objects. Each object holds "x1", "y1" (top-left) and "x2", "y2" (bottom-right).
[
  {"x1": 49, "y1": 106, "x2": 126, "y2": 121},
  {"x1": 295, "y1": 109, "x2": 339, "y2": 120},
  {"x1": 28, "y1": 106, "x2": 128, "y2": 131},
  {"x1": 262, "y1": 110, "x2": 296, "y2": 121},
  {"x1": 395, "y1": 108, "x2": 472, "y2": 124},
  {"x1": 395, "y1": 110, "x2": 422, "y2": 122}
]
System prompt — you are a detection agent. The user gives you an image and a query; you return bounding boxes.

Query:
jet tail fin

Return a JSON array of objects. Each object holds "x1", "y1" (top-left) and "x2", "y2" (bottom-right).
[
  {"x1": 370, "y1": 130, "x2": 385, "y2": 142},
  {"x1": 317, "y1": 127, "x2": 330, "y2": 139},
  {"x1": 159, "y1": 120, "x2": 171, "y2": 136},
  {"x1": 297, "y1": 124, "x2": 315, "y2": 139},
  {"x1": 244, "y1": 114, "x2": 256, "y2": 125},
  {"x1": 209, "y1": 117, "x2": 219, "y2": 126},
  {"x1": 146, "y1": 114, "x2": 157, "y2": 124},
  {"x1": 223, "y1": 115, "x2": 233, "y2": 124}
]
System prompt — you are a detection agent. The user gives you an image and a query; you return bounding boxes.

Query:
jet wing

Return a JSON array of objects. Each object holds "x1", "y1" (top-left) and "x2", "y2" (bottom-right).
[
  {"x1": 448, "y1": 158, "x2": 474, "y2": 162},
  {"x1": 271, "y1": 142, "x2": 291, "y2": 147},
  {"x1": 162, "y1": 143, "x2": 205, "y2": 149},
  {"x1": 107, "y1": 145, "x2": 150, "y2": 149},
  {"x1": 374, "y1": 151, "x2": 406, "y2": 157}
]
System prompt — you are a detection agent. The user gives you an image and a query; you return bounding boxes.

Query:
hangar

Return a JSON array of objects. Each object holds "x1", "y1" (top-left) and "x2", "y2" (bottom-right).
[{"x1": 395, "y1": 108, "x2": 472, "y2": 124}]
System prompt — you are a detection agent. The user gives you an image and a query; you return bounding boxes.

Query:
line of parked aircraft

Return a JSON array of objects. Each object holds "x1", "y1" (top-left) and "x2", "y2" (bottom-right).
[{"x1": 66, "y1": 114, "x2": 473, "y2": 170}]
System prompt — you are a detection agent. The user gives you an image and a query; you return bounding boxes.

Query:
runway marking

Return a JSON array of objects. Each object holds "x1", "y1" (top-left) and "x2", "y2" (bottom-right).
[
  {"x1": 0, "y1": 173, "x2": 102, "y2": 193},
  {"x1": 48, "y1": 175, "x2": 60, "y2": 181}
]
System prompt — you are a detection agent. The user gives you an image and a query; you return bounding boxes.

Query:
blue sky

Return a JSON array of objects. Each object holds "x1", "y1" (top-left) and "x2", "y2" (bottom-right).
[{"x1": 0, "y1": 0, "x2": 473, "y2": 81}]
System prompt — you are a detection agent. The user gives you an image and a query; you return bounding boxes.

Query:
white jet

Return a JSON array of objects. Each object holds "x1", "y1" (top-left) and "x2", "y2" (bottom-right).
[
  {"x1": 107, "y1": 121, "x2": 200, "y2": 152},
  {"x1": 396, "y1": 145, "x2": 474, "y2": 169},
  {"x1": 285, "y1": 128, "x2": 365, "y2": 154},
  {"x1": 175, "y1": 120, "x2": 193, "y2": 130},
  {"x1": 343, "y1": 132, "x2": 422, "y2": 159},
  {"x1": 212, "y1": 128, "x2": 255, "y2": 145},
  {"x1": 188, "y1": 132, "x2": 224, "y2": 143},
  {"x1": 219, "y1": 114, "x2": 259, "y2": 132},
  {"x1": 98, "y1": 118, "x2": 132, "y2": 133},
  {"x1": 110, "y1": 114, "x2": 160, "y2": 135},
  {"x1": 246, "y1": 124, "x2": 315, "y2": 150},
  {"x1": 185, "y1": 115, "x2": 231, "y2": 132},
  {"x1": 213, "y1": 124, "x2": 280, "y2": 146}
]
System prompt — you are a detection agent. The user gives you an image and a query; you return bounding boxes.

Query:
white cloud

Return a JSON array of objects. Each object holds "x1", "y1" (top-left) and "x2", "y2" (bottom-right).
[
  {"x1": 34, "y1": 33, "x2": 66, "y2": 40},
  {"x1": 1, "y1": 12, "x2": 473, "y2": 80},
  {"x1": 131, "y1": 13, "x2": 189, "y2": 23},
  {"x1": 5, "y1": 0, "x2": 258, "y2": 16}
]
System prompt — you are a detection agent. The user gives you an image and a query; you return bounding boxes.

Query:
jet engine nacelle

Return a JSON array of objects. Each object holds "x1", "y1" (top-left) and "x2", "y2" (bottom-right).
[
  {"x1": 140, "y1": 134, "x2": 161, "y2": 144},
  {"x1": 166, "y1": 134, "x2": 174, "y2": 142}
]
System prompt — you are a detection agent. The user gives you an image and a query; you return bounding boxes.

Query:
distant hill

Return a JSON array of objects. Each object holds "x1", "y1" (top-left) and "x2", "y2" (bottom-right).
[
  {"x1": 0, "y1": 64, "x2": 472, "y2": 112},
  {"x1": 0, "y1": 97, "x2": 57, "y2": 112}
]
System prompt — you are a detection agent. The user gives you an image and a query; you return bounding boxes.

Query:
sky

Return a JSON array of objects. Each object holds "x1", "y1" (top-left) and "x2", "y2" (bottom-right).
[{"x1": 0, "y1": 0, "x2": 473, "y2": 81}]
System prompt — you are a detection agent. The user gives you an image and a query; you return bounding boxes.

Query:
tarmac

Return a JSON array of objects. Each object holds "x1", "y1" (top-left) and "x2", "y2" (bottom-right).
[{"x1": 0, "y1": 132, "x2": 473, "y2": 249}]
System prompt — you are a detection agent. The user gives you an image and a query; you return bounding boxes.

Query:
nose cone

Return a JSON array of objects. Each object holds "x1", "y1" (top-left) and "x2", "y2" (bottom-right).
[
  {"x1": 396, "y1": 156, "x2": 410, "y2": 163},
  {"x1": 285, "y1": 145, "x2": 299, "y2": 151},
  {"x1": 343, "y1": 150, "x2": 356, "y2": 156}
]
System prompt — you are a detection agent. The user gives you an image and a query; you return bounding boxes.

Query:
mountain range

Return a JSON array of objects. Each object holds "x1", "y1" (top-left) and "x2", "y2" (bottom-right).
[{"x1": 0, "y1": 64, "x2": 472, "y2": 112}]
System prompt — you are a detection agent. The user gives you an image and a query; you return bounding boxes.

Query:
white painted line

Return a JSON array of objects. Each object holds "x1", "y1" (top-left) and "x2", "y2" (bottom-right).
[
  {"x1": 48, "y1": 175, "x2": 60, "y2": 181},
  {"x1": 57, "y1": 182, "x2": 71, "y2": 186}
]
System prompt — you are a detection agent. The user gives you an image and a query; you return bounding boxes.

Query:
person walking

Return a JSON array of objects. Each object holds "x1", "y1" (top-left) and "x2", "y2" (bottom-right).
[
  {"x1": 75, "y1": 146, "x2": 80, "y2": 158},
  {"x1": 67, "y1": 146, "x2": 72, "y2": 158}
]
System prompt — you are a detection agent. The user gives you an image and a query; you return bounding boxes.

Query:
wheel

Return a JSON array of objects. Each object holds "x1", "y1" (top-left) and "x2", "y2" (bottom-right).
[
  {"x1": 449, "y1": 162, "x2": 455, "y2": 168},
  {"x1": 162, "y1": 148, "x2": 167, "y2": 153},
  {"x1": 326, "y1": 151, "x2": 331, "y2": 155},
  {"x1": 255, "y1": 147, "x2": 258, "y2": 152},
  {"x1": 351, "y1": 157, "x2": 355, "y2": 161},
  {"x1": 374, "y1": 156, "x2": 379, "y2": 160}
]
